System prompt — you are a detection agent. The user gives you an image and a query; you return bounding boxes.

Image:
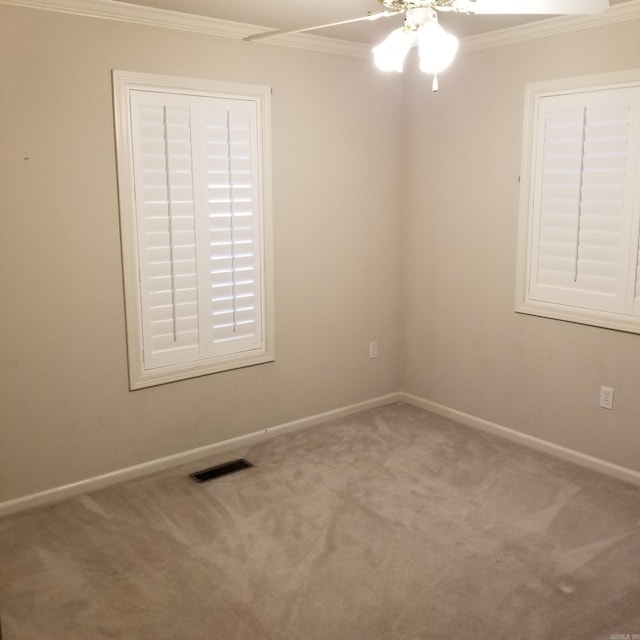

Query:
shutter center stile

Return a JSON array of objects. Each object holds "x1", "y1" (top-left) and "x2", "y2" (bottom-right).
[
  {"x1": 574, "y1": 106, "x2": 588, "y2": 283},
  {"x1": 226, "y1": 110, "x2": 238, "y2": 335},
  {"x1": 162, "y1": 104, "x2": 179, "y2": 343}
]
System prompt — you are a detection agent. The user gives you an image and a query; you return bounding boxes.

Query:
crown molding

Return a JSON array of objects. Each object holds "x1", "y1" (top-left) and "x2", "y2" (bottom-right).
[
  {"x1": 2, "y1": 0, "x2": 639, "y2": 58},
  {"x1": 0, "y1": 0, "x2": 372, "y2": 58},
  {"x1": 460, "y1": 0, "x2": 640, "y2": 53},
  {"x1": 0, "y1": 0, "x2": 253, "y2": 36}
]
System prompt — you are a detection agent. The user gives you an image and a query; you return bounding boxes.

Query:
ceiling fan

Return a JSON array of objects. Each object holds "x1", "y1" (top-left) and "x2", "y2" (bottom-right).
[{"x1": 245, "y1": 0, "x2": 610, "y2": 90}]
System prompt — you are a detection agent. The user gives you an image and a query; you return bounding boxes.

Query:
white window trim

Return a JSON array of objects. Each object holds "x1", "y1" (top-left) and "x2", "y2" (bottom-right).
[
  {"x1": 113, "y1": 70, "x2": 275, "y2": 389},
  {"x1": 515, "y1": 68, "x2": 640, "y2": 334}
]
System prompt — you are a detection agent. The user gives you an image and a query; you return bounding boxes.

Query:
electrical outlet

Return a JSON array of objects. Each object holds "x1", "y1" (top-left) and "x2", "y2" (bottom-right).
[
  {"x1": 600, "y1": 386, "x2": 614, "y2": 410},
  {"x1": 369, "y1": 341, "x2": 378, "y2": 359}
]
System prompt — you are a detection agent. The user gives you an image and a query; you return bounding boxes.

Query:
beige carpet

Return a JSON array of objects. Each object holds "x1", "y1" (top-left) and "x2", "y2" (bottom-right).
[{"x1": 2, "y1": 403, "x2": 640, "y2": 639}]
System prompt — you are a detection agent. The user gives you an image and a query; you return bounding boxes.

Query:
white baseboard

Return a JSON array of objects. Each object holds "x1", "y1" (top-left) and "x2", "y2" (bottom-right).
[
  {"x1": 399, "y1": 392, "x2": 640, "y2": 487},
  {"x1": 4, "y1": 390, "x2": 639, "y2": 518},
  {"x1": 0, "y1": 392, "x2": 403, "y2": 517}
]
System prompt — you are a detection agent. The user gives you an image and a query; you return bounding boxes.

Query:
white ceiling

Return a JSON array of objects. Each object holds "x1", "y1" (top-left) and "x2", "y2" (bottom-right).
[{"x1": 112, "y1": 0, "x2": 600, "y2": 44}]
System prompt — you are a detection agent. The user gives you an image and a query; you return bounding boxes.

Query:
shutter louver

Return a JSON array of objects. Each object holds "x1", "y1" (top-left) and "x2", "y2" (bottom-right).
[
  {"x1": 131, "y1": 91, "x2": 200, "y2": 369},
  {"x1": 530, "y1": 88, "x2": 640, "y2": 314}
]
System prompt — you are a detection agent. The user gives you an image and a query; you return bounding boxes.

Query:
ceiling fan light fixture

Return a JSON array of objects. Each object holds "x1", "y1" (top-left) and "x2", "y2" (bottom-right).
[
  {"x1": 372, "y1": 27, "x2": 415, "y2": 72},
  {"x1": 417, "y1": 21, "x2": 459, "y2": 75}
]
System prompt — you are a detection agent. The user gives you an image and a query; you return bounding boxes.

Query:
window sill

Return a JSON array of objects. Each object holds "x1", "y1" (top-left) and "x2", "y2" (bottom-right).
[
  {"x1": 515, "y1": 300, "x2": 640, "y2": 335},
  {"x1": 129, "y1": 350, "x2": 275, "y2": 390}
]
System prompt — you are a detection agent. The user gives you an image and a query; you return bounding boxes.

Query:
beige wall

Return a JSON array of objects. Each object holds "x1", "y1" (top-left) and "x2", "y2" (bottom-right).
[
  {"x1": 2, "y1": 4, "x2": 640, "y2": 506},
  {"x1": 402, "y1": 19, "x2": 640, "y2": 471},
  {"x1": 0, "y1": 5, "x2": 403, "y2": 502}
]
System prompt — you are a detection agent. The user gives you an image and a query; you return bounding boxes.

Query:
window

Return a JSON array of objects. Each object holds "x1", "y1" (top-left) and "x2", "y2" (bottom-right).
[
  {"x1": 113, "y1": 71, "x2": 274, "y2": 389},
  {"x1": 516, "y1": 70, "x2": 640, "y2": 333}
]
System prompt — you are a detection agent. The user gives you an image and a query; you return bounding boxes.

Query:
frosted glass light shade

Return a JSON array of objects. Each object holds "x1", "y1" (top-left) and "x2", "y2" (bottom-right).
[
  {"x1": 373, "y1": 28, "x2": 414, "y2": 72},
  {"x1": 418, "y1": 23, "x2": 459, "y2": 74}
]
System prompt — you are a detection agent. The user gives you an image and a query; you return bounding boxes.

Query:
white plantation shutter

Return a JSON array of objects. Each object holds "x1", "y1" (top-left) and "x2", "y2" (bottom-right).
[
  {"x1": 114, "y1": 72, "x2": 273, "y2": 388},
  {"x1": 131, "y1": 91, "x2": 200, "y2": 369},
  {"x1": 518, "y1": 75, "x2": 640, "y2": 333},
  {"x1": 192, "y1": 99, "x2": 263, "y2": 358}
]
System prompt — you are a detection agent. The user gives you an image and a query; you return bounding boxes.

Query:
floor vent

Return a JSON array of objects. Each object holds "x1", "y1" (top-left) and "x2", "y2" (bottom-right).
[{"x1": 189, "y1": 459, "x2": 254, "y2": 483}]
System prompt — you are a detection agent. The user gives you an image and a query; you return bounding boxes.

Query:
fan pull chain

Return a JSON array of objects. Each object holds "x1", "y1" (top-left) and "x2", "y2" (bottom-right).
[{"x1": 432, "y1": 75, "x2": 438, "y2": 92}]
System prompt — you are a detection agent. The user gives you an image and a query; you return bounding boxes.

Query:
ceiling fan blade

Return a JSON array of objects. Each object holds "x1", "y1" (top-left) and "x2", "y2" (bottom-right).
[
  {"x1": 451, "y1": 0, "x2": 609, "y2": 14},
  {"x1": 244, "y1": 10, "x2": 399, "y2": 42}
]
